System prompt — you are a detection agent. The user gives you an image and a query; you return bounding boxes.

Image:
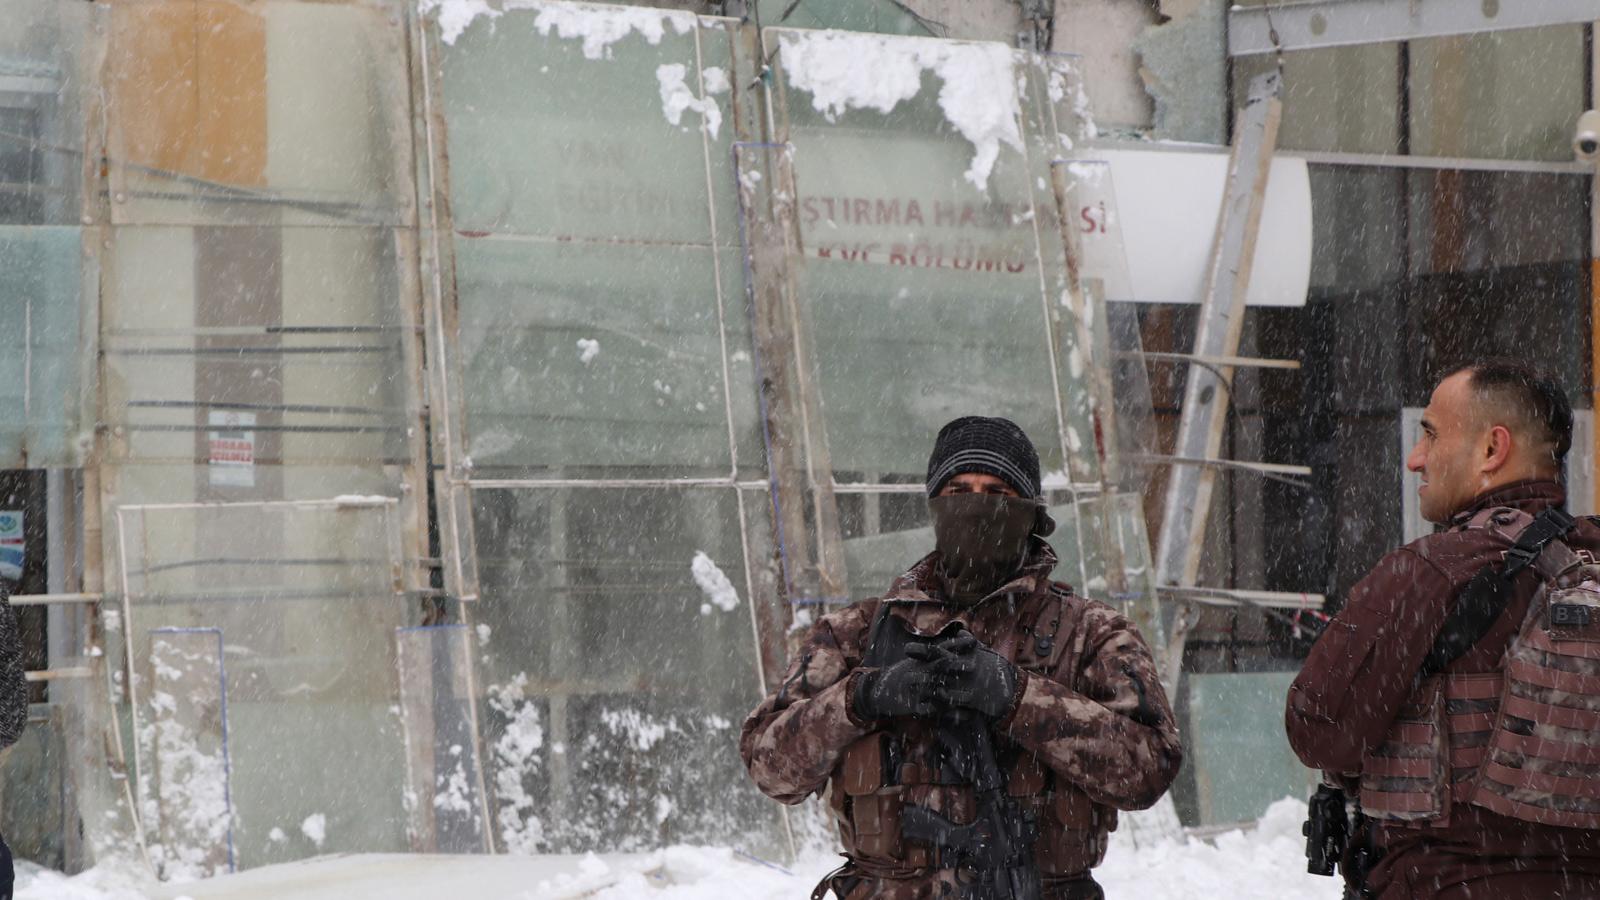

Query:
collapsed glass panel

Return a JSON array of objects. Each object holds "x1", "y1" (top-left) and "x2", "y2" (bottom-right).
[
  {"x1": 755, "y1": 29, "x2": 1150, "y2": 607},
  {"x1": 435, "y1": 4, "x2": 759, "y2": 479},
  {"x1": 139, "y1": 628, "x2": 234, "y2": 880},
  {"x1": 468, "y1": 485, "x2": 785, "y2": 855},
  {"x1": 768, "y1": 28, "x2": 1079, "y2": 483},
  {"x1": 116, "y1": 500, "x2": 412, "y2": 871},
  {"x1": 425, "y1": 1, "x2": 785, "y2": 856},
  {"x1": 0, "y1": 226, "x2": 88, "y2": 467}
]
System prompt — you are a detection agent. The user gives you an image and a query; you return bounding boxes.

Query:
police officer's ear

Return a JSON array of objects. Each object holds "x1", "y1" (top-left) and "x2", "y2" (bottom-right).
[{"x1": 1482, "y1": 423, "x2": 1515, "y2": 474}]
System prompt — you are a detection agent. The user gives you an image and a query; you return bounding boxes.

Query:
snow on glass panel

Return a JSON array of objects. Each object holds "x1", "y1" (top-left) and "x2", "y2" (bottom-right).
[
  {"x1": 116, "y1": 501, "x2": 412, "y2": 871},
  {"x1": 468, "y1": 486, "x2": 784, "y2": 855},
  {"x1": 765, "y1": 28, "x2": 1100, "y2": 485},
  {"x1": 435, "y1": 2, "x2": 757, "y2": 477}
]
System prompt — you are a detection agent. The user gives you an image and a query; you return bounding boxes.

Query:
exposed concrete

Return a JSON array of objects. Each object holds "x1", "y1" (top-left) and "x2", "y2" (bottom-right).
[
  {"x1": 1053, "y1": 0, "x2": 1158, "y2": 132},
  {"x1": 1132, "y1": 0, "x2": 1227, "y2": 144}
]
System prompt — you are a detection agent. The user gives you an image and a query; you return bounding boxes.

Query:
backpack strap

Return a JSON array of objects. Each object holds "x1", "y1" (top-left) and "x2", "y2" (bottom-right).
[
  {"x1": 1421, "y1": 507, "x2": 1578, "y2": 677},
  {"x1": 1502, "y1": 507, "x2": 1577, "y2": 577}
]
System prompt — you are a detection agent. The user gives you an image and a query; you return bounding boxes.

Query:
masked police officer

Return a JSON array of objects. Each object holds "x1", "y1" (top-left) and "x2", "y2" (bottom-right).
[{"x1": 741, "y1": 416, "x2": 1181, "y2": 899}]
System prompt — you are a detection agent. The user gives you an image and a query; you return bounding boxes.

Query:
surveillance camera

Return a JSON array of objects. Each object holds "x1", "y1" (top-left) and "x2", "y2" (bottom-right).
[{"x1": 1576, "y1": 110, "x2": 1600, "y2": 161}]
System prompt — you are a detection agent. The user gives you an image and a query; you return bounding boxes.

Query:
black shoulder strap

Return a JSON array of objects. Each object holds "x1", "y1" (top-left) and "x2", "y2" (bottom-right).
[
  {"x1": 1419, "y1": 507, "x2": 1577, "y2": 677},
  {"x1": 1502, "y1": 506, "x2": 1577, "y2": 577}
]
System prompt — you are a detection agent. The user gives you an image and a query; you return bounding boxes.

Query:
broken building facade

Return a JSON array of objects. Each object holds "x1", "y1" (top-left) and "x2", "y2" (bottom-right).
[{"x1": 0, "y1": 0, "x2": 1593, "y2": 879}]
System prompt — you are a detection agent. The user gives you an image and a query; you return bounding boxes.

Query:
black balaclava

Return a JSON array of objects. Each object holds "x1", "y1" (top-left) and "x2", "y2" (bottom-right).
[{"x1": 924, "y1": 416, "x2": 1054, "y2": 604}]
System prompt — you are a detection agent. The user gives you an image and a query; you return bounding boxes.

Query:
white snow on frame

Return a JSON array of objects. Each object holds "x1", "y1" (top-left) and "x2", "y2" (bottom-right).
[
  {"x1": 419, "y1": 0, "x2": 696, "y2": 55},
  {"x1": 777, "y1": 30, "x2": 1024, "y2": 191}
]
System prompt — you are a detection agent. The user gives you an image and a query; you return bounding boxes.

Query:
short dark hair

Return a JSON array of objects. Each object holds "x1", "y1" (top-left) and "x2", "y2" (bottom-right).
[{"x1": 1450, "y1": 359, "x2": 1573, "y2": 470}]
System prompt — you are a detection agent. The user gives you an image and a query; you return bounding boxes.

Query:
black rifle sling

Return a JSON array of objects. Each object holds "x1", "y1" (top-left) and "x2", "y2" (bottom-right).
[{"x1": 1419, "y1": 507, "x2": 1577, "y2": 677}]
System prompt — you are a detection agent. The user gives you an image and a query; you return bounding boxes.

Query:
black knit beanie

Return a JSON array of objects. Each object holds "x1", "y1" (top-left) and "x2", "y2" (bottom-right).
[{"x1": 925, "y1": 416, "x2": 1042, "y2": 499}]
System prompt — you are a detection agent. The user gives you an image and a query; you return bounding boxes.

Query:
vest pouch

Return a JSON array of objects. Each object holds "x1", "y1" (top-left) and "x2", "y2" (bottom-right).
[
  {"x1": 1007, "y1": 753, "x2": 1049, "y2": 797},
  {"x1": 1050, "y1": 784, "x2": 1096, "y2": 829},
  {"x1": 840, "y1": 733, "x2": 887, "y2": 796},
  {"x1": 1032, "y1": 786, "x2": 1106, "y2": 876},
  {"x1": 850, "y1": 792, "x2": 900, "y2": 858},
  {"x1": 1360, "y1": 678, "x2": 1448, "y2": 822},
  {"x1": 1472, "y1": 576, "x2": 1600, "y2": 829}
]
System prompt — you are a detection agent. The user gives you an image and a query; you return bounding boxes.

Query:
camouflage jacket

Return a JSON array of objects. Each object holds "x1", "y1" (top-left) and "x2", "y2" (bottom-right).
[{"x1": 740, "y1": 541, "x2": 1181, "y2": 887}]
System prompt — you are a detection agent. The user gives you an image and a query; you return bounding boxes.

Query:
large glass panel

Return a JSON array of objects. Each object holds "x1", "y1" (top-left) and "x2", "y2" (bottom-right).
[
  {"x1": 116, "y1": 500, "x2": 411, "y2": 872},
  {"x1": 452, "y1": 240, "x2": 759, "y2": 478},
  {"x1": 0, "y1": 226, "x2": 88, "y2": 467},
  {"x1": 103, "y1": 0, "x2": 413, "y2": 227},
  {"x1": 767, "y1": 28, "x2": 1095, "y2": 485},
  {"x1": 468, "y1": 486, "x2": 784, "y2": 854},
  {"x1": 434, "y1": 5, "x2": 756, "y2": 478},
  {"x1": 1233, "y1": 44, "x2": 1402, "y2": 155},
  {"x1": 99, "y1": 225, "x2": 413, "y2": 498},
  {"x1": 0, "y1": 0, "x2": 92, "y2": 224},
  {"x1": 1410, "y1": 26, "x2": 1585, "y2": 161},
  {"x1": 1403, "y1": 170, "x2": 1589, "y2": 399}
]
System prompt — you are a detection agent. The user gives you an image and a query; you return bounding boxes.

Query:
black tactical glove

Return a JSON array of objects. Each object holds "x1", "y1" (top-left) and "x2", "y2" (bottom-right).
[
  {"x1": 914, "y1": 630, "x2": 1020, "y2": 720},
  {"x1": 853, "y1": 653, "x2": 952, "y2": 720}
]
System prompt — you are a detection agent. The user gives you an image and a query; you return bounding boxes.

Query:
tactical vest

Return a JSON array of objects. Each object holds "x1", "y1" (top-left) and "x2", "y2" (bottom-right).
[
  {"x1": 1361, "y1": 506, "x2": 1600, "y2": 829},
  {"x1": 827, "y1": 588, "x2": 1116, "y2": 877}
]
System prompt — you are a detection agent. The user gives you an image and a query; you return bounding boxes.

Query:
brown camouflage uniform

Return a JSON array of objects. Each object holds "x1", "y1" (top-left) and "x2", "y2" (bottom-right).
[{"x1": 741, "y1": 540, "x2": 1182, "y2": 899}]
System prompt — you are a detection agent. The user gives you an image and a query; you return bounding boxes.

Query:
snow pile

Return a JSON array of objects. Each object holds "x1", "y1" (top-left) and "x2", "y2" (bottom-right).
[
  {"x1": 139, "y1": 638, "x2": 232, "y2": 882},
  {"x1": 532, "y1": 847, "x2": 838, "y2": 899},
  {"x1": 14, "y1": 799, "x2": 1332, "y2": 898},
  {"x1": 599, "y1": 708, "x2": 676, "y2": 752},
  {"x1": 575, "y1": 338, "x2": 600, "y2": 364},
  {"x1": 1098, "y1": 798, "x2": 1332, "y2": 899},
  {"x1": 15, "y1": 860, "x2": 157, "y2": 900},
  {"x1": 690, "y1": 551, "x2": 740, "y2": 614},
  {"x1": 777, "y1": 30, "x2": 1023, "y2": 190},
  {"x1": 487, "y1": 673, "x2": 547, "y2": 854}
]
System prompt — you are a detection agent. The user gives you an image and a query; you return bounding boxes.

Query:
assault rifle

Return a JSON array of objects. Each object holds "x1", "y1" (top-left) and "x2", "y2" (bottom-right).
[
  {"x1": 863, "y1": 610, "x2": 1040, "y2": 900},
  {"x1": 900, "y1": 708, "x2": 1042, "y2": 900}
]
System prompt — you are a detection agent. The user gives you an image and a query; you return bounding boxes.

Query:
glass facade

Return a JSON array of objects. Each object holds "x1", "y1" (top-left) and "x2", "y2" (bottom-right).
[
  {"x1": 0, "y1": 0, "x2": 1592, "y2": 879},
  {"x1": 0, "y1": 0, "x2": 1147, "y2": 875}
]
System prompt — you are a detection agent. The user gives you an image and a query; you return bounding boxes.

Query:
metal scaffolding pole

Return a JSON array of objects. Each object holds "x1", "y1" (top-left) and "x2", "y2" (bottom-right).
[{"x1": 1153, "y1": 71, "x2": 1285, "y2": 699}]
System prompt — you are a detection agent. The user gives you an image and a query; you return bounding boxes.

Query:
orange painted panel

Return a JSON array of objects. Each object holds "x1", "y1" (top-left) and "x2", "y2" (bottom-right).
[{"x1": 108, "y1": 0, "x2": 267, "y2": 187}]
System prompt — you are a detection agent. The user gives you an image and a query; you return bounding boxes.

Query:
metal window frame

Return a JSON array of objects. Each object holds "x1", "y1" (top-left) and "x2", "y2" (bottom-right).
[{"x1": 1230, "y1": 0, "x2": 1600, "y2": 56}]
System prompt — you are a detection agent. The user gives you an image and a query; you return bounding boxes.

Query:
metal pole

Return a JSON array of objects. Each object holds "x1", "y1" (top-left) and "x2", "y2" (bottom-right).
[{"x1": 1153, "y1": 71, "x2": 1284, "y2": 698}]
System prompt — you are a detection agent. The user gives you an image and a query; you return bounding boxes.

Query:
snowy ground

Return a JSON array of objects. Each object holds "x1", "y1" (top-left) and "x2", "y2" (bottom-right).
[{"x1": 16, "y1": 798, "x2": 1337, "y2": 899}]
